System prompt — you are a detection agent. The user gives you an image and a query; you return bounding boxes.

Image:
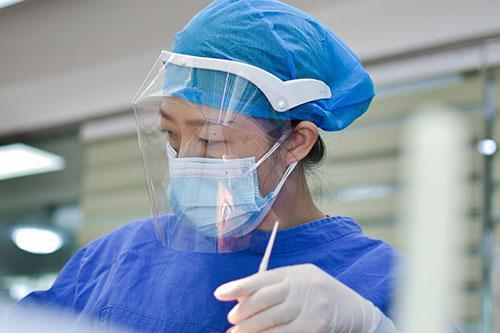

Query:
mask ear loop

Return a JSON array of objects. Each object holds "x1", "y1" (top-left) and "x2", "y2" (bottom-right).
[
  {"x1": 250, "y1": 129, "x2": 298, "y2": 195},
  {"x1": 271, "y1": 160, "x2": 298, "y2": 194},
  {"x1": 252, "y1": 131, "x2": 292, "y2": 171},
  {"x1": 166, "y1": 142, "x2": 178, "y2": 159}
]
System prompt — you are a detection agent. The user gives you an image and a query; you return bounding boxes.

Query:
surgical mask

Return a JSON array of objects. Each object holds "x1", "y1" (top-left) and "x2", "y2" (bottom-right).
[{"x1": 166, "y1": 135, "x2": 297, "y2": 238}]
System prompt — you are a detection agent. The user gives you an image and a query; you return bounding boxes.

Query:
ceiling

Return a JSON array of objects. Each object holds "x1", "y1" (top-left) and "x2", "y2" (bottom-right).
[{"x1": 0, "y1": 0, "x2": 499, "y2": 138}]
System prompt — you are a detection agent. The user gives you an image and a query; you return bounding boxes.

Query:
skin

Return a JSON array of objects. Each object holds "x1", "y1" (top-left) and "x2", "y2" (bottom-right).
[{"x1": 160, "y1": 97, "x2": 326, "y2": 230}]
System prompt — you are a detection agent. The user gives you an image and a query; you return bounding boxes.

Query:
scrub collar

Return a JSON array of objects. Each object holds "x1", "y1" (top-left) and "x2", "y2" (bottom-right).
[{"x1": 243, "y1": 215, "x2": 362, "y2": 254}]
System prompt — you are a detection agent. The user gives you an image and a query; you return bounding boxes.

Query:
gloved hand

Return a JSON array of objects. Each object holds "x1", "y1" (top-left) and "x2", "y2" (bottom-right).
[{"x1": 214, "y1": 263, "x2": 396, "y2": 333}]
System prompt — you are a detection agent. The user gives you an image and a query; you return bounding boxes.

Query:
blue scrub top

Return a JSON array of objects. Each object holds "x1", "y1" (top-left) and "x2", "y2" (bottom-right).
[{"x1": 11, "y1": 215, "x2": 405, "y2": 332}]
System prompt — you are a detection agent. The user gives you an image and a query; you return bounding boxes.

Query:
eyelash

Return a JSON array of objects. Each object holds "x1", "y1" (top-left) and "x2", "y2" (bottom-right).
[
  {"x1": 161, "y1": 129, "x2": 178, "y2": 138},
  {"x1": 160, "y1": 129, "x2": 223, "y2": 146},
  {"x1": 198, "y1": 138, "x2": 221, "y2": 146}
]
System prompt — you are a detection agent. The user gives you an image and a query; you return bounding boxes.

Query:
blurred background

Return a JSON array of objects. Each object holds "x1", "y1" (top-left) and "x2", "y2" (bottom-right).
[{"x1": 0, "y1": 0, "x2": 499, "y2": 332}]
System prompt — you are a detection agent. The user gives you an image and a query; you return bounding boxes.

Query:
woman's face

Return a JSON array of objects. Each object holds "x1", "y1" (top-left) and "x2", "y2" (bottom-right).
[{"x1": 160, "y1": 97, "x2": 291, "y2": 195}]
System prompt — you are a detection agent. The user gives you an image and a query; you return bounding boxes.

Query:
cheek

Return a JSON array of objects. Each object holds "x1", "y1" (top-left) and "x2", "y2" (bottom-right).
[
  {"x1": 171, "y1": 127, "x2": 201, "y2": 153},
  {"x1": 225, "y1": 134, "x2": 268, "y2": 158},
  {"x1": 256, "y1": 156, "x2": 284, "y2": 195}
]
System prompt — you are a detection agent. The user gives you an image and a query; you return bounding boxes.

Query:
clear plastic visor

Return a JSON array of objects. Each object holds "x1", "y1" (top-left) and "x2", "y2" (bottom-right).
[{"x1": 132, "y1": 53, "x2": 297, "y2": 252}]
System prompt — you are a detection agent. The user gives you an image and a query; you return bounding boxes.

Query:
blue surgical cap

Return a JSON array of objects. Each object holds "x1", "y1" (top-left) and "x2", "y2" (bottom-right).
[{"x1": 170, "y1": 0, "x2": 374, "y2": 131}]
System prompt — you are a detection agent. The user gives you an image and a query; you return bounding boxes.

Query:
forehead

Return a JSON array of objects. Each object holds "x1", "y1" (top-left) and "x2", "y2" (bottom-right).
[{"x1": 160, "y1": 97, "x2": 272, "y2": 134}]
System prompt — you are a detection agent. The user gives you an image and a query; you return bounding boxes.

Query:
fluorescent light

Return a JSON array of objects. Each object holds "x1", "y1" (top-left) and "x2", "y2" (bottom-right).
[
  {"x1": 11, "y1": 227, "x2": 64, "y2": 254},
  {"x1": 0, "y1": 143, "x2": 65, "y2": 181},
  {"x1": 477, "y1": 139, "x2": 497, "y2": 156},
  {"x1": 9, "y1": 283, "x2": 31, "y2": 301},
  {"x1": 6, "y1": 274, "x2": 57, "y2": 301},
  {"x1": 0, "y1": 0, "x2": 25, "y2": 10}
]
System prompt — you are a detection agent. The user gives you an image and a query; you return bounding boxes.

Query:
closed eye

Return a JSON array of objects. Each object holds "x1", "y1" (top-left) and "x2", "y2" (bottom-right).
[
  {"x1": 198, "y1": 137, "x2": 227, "y2": 146},
  {"x1": 160, "y1": 129, "x2": 179, "y2": 139}
]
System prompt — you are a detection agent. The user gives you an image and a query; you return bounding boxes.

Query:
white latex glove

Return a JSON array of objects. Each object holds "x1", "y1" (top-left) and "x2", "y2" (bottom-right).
[{"x1": 214, "y1": 264, "x2": 396, "y2": 333}]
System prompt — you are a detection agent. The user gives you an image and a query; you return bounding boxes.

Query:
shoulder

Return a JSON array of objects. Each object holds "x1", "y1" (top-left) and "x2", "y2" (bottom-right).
[
  {"x1": 330, "y1": 217, "x2": 407, "y2": 271},
  {"x1": 314, "y1": 216, "x2": 405, "y2": 268},
  {"x1": 342, "y1": 221, "x2": 408, "y2": 318},
  {"x1": 12, "y1": 217, "x2": 159, "y2": 313},
  {"x1": 337, "y1": 219, "x2": 407, "y2": 279},
  {"x1": 78, "y1": 216, "x2": 158, "y2": 268}
]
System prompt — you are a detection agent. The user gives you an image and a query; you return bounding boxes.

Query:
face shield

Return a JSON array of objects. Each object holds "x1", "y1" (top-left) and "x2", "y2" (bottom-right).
[{"x1": 132, "y1": 51, "x2": 331, "y2": 253}]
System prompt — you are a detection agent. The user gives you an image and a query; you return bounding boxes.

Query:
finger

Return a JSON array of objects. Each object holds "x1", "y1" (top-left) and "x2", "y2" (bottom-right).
[
  {"x1": 228, "y1": 281, "x2": 289, "y2": 325},
  {"x1": 214, "y1": 268, "x2": 286, "y2": 301},
  {"x1": 260, "y1": 324, "x2": 295, "y2": 333},
  {"x1": 231, "y1": 300, "x2": 299, "y2": 333},
  {"x1": 236, "y1": 295, "x2": 249, "y2": 303},
  {"x1": 227, "y1": 322, "x2": 296, "y2": 333},
  {"x1": 260, "y1": 320, "x2": 308, "y2": 333}
]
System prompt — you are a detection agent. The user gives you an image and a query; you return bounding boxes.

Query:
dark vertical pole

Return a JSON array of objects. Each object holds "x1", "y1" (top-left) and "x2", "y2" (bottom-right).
[{"x1": 480, "y1": 65, "x2": 495, "y2": 333}]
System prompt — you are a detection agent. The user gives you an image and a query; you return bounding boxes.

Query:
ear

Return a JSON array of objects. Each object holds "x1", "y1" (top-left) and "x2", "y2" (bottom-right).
[{"x1": 283, "y1": 121, "x2": 319, "y2": 165}]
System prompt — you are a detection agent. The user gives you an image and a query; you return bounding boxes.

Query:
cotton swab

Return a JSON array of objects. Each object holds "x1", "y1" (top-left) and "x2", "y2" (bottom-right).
[{"x1": 258, "y1": 221, "x2": 280, "y2": 273}]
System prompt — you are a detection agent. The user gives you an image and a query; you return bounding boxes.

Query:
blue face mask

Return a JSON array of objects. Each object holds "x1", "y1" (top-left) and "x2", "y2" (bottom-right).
[{"x1": 166, "y1": 136, "x2": 297, "y2": 238}]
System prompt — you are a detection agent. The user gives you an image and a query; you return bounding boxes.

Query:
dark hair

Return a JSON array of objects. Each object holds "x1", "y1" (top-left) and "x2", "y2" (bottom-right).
[{"x1": 303, "y1": 135, "x2": 325, "y2": 167}]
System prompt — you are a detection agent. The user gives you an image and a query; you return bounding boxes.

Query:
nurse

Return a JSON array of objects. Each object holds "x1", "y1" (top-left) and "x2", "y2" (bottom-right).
[{"x1": 9, "y1": 0, "x2": 404, "y2": 332}]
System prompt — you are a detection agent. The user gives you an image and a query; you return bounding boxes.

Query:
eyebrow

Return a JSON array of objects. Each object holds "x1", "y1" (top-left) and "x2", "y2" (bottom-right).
[{"x1": 159, "y1": 109, "x2": 235, "y2": 127}]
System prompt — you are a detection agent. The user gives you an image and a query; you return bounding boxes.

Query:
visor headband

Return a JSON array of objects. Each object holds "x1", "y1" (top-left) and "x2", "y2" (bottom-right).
[{"x1": 160, "y1": 50, "x2": 332, "y2": 112}]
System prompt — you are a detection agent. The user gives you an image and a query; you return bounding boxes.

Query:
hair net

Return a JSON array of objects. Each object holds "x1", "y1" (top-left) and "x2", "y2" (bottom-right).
[
  {"x1": 171, "y1": 0, "x2": 375, "y2": 131},
  {"x1": 164, "y1": 64, "x2": 275, "y2": 123}
]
